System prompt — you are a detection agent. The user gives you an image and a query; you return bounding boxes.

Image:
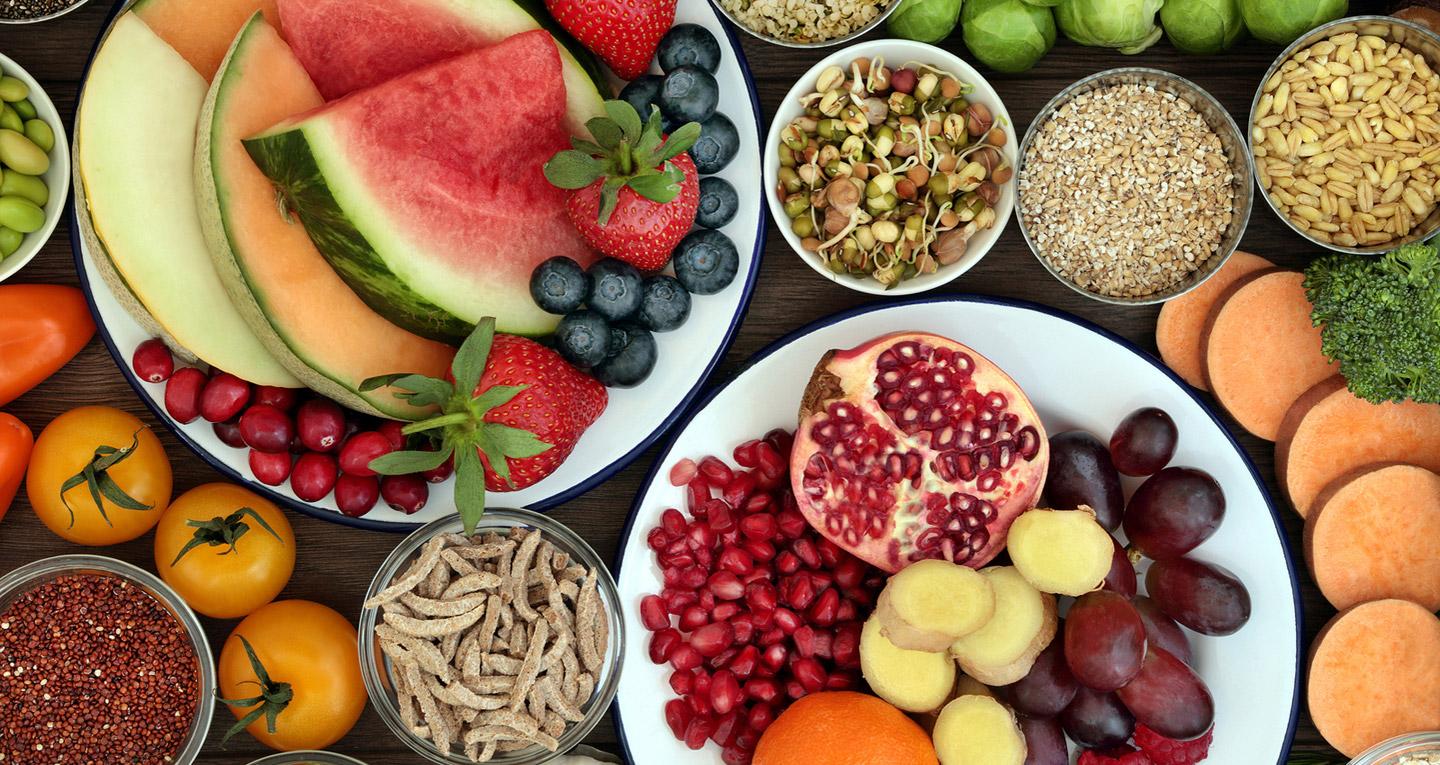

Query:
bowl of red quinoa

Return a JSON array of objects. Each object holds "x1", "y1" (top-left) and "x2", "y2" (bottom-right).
[
  {"x1": 0, "y1": 555, "x2": 215, "y2": 765},
  {"x1": 0, "y1": 0, "x2": 94, "y2": 24},
  {"x1": 1348, "y1": 732, "x2": 1440, "y2": 765}
]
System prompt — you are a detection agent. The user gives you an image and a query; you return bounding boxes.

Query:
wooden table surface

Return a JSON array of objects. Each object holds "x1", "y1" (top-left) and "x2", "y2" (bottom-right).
[{"x1": 0, "y1": 1, "x2": 1370, "y2": 761}]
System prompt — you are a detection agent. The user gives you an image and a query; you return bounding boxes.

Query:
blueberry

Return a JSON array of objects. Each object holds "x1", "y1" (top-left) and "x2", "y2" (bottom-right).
[
  {"x1": 555, "y1": 311, "x2": 612, "y2": 368},
  {"x1": 658, "y1": 65, "x2": 719, "y2": 125},
  {"x1": 529, "y1": 257, "x2": 589, "y2": 314},
  {"x1": 657, "y1": 24, "x2": 722, "y2": 74},
  {"x1": 593, "y1": 325, "x2": 658, "y2": 388},
  {"x1": 637, "y1": 275, "x2": 692, "y2": 332},
  {"x1": 695, "y1": 177, "x2": 739, "y2": 229},
  {"x1": 690, "y1": 113, "x2": 739, "y2": 175},
  {"x1": 619, "y1": 75, "x2": 665, "y2": 123},
  {"x1": 586, "y1": 258, "x2": 643, "y2": 322},
  {"x1": 672, "y1": 229, "x2": 739, "y2": 295}
]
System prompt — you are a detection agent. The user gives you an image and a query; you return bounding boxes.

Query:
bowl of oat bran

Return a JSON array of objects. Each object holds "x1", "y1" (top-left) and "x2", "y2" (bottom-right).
[
  {"x1": 711, "y1": 0, "x2": 899, "y2": 47},
  {"x1": 1349, "y1": 732, "x2": 1440, "y2": 765},
  {"x1": 1017, "y1": 68, "x2": 1254, "y2": 305}
]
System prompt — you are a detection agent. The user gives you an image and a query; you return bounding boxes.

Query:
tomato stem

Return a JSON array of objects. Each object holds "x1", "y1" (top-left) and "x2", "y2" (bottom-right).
[
  {"x1": 56, "y1": 429, "x2": 153, "y2": 529},
  {"x1": 217, "y1": 635, "x2": 294, "y2": 744},
  {"x1": 170, "y1": 507, "x2": 283, "y2": 568}
]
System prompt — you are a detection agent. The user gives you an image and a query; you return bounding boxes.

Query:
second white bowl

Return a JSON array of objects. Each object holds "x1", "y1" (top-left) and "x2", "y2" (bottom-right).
[{"x1": 0, "y1": 51, "x2": 69, "y2": 282}]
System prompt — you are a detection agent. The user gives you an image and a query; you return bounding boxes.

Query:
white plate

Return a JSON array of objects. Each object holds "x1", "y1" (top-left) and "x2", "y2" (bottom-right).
[
  {"x1": 613, "y1": 295, "x2": 1301, "y2": 763},
  {"x1": 70, "y1": 1, "x2": 766, "y2": 531}
]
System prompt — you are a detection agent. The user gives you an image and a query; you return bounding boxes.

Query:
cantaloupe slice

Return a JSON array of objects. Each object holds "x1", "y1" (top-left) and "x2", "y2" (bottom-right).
[
  {"x1": 1202, "y1": 270, "x2": 1341, "y2": 440},
  {"x1": 76, "y1": 13, "x2": 298, "y2": 388},
  {"x1": 1277, "y1": 376, "x2": 1440, "y2": 517},
  {"x1": 132, "y1": 0, "x2": 279, "y2": 81},
  {"x1": 1155, "y1": 250, "x2": 1275, "y2": 390},
  {"x1": 196, "y1": 13, "x2": 453, "y2": 419}
]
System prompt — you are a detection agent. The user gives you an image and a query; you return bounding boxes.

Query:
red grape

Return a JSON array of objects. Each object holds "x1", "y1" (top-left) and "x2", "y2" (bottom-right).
[
  {"x1": 1045, "y1": 430, "x2": 1125, "y2": 530},
  {"x1": 1115, "y1": 645, "x2": 1214, "y2": 741},
  {"x1": 1060, "y1": 686, "x2": 1134, "y2": 748},
  {"x1": 1123, "y1": 467, "x2": 1225, "y2": 559},
  {"x1": 1017, "y1": 714, "x2": 1067, "y2": 765},
  {"x1": 1146, "y1": 557, "x2": 1251, "y2": 636},
  {"x1": 995, "y1": 640, "x2": 1078, "y2": 717},
  {"x1": 1133, "y1": 595, "x2": 1192, "y2": 666},
  {"x1": 1110, "y1": 407, "x2": 1178, "y2": 476},
  {"x1": 1102, "y1": 536, "x2": 1138, "y2": 598},
  {"x1": 1064, "y1": 591, "x2": 1146, "y2": 691}
]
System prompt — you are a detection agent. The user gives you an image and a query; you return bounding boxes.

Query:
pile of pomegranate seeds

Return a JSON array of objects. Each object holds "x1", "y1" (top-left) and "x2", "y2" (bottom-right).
[
  {"x1": 134, "y1": 339, "x2": 447, "y2": 517},
  {"x1": 641, "y1": 430, "x2": 886, "y2": 764}
]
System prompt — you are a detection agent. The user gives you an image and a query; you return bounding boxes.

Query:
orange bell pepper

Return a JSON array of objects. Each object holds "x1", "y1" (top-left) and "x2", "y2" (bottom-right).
[
  {"x1": 0, "y1": 285, "x2": 96, "y2": 407},
  {"x1": 0, "y1": 412, "x2": 32, "y2": 522}
]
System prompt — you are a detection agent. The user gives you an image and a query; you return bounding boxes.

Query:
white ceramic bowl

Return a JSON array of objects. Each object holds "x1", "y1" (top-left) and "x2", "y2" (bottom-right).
[
  {"x1": 0, "y1": 51, "x2": 68, "y2": 282},
  {"x1": 764, "y1": 39, "x2": 1017, "y2": 297}
]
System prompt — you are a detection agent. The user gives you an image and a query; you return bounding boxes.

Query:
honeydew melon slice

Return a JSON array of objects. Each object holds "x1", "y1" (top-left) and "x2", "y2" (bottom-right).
[
  {"x1": 76, "y1": 12, "x2": 299, "y2": 387},
  {"x1": 196, "y1": 13, "x2": 454, "y2": 419}
]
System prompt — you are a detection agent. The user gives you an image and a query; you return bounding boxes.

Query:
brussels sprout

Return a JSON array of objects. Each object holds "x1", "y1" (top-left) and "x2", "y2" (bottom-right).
[
  {"x1": 1237, "y1": 0, "x2": 1346, "y2": 44},
  {"x1": 1161, "y1": 0, "x2": 1245, "y2": 53},
  {"x1": 888, "y1": 0, "x2": 964, "y2": 42},
  {"x1": 962, "y1": 0, "x2": 1056, "y2": 72},
  {"x1": 1021, "y1": 0, "x2": 1064, "y2": 7},
  {"x1": 1056, "y1": 0, "x2": 1164, "y2": 54}
]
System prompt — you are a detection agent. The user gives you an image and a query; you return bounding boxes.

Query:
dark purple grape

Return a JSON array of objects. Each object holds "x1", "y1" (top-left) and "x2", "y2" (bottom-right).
[
  {"x1": 1060, "y1": 687, "x2": 1135, "y2": 748},
  {"x1": 995, "y1": 640, "x2": 1077, "y2": 717},
  {"x1": 1146, "y1": 557, "x2": 1251, "y2": 636},
  {"x1": 1110, "y1": 407, "x2": 1179, "y2": 476},
  {"x1": 1102, "y1": 536, "x2": 1138, "y2": 598},
  {"x1": 1017, "y1": 715, "x2": 1067, "y2": 765},
  {"x1": 1115, "y1": 645, "x2": 1215, "y2": 740},
  {"x1": 1123, "y1": 467, "x2": 1225, "y2": 559},
  {"x1": 1133, "y1": 595, "x2": 1192, "y2": 665},
  {"x1": 1045, "y1": 430, "x2": 1125, "y2": 530},
  {"x1": 1064, "y1": 591, "x2": 1146, "y2": 691}
]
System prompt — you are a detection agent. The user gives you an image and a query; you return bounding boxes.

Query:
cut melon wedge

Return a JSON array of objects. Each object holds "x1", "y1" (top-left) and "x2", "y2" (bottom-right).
[
  {"x1": 197, "y1": 13, "x2": 453, "y2": 419},
  {"x1": 132, "y1": 0, "x2": 279, "y2": 80},
  {"x1": 76, "y1": 12, "x2": 298, "y2": 388}
]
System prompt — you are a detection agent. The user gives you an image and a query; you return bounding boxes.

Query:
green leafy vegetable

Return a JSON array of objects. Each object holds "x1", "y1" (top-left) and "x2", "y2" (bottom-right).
[
  {"x1": 887, "y1": 0, "x2": 963, "y2": 43},
  {"x1": 1160, "y1": 0, "x2": 1245, "y2": 54},
  {"x1": 1237, "y1": 0, "x2": 1346, "y2": 45},
  {"x1": 1056, "y1": 0, "x2": 1163, "y2": 54},
  {"x1": 962, "y1": 0, "x2": 1057, "y2": 72},
  {"x1": 1305, "y1": 240, "x2": 1440, "y2": 405}
]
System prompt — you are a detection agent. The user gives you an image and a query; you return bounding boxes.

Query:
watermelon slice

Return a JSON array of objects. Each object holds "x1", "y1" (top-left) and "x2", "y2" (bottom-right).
[
  {"x1": 277, "y1": 0, "x2": 607, "y2": 134},
  {"x1": 244, "y1": 30, "x2": 596, "y2": 343},
  {"x1": 197, "y1": 13, "x2": 454, "y2": 419}
]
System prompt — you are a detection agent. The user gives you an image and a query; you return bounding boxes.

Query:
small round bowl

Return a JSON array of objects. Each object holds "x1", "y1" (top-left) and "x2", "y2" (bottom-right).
[
  {"x1": 764, "y1": 39, "x2": 1017, "y2": 296},
  {"x1": 1249, "y1": 15, "x2": 1440, "y2": 255},
  {"x1": 1016, "y1": 67, "x2": 1254, "y2": 305},
  {"x1": 708, "y1": 0, "x2": 899, "y2": 48},
  {"x1": 0, "y1": 0, "x2": 95, "y2": 23},
  {"x1": 359, "y1": 509, "x2": 625, "y2": 765},
  {"x1": 0, "y1": 554, "x2": 216, "y2": 765},
  {"x1": 0, "y1": 51, "x2": 69, "y2": 282},
  {"x1": 247, "y1": 753, "x2": 369, "y2": 765},
  {"x1": 1348, "y1": 731, "x2": 1440, "y2": 764}
]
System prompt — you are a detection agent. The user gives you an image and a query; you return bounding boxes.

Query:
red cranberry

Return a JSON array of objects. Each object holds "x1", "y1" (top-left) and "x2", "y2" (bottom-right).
[
  {"x1": 335, "y1": 473, "x2": 379, "y2": 517},
  {"x1": 248, "y1": 449, "x2": 293, "y2": 486},
  {"x1": 380, "y1": 474, "x2": 428, "y2": 514},
  {"x1": 290, "y1": 452, "x2": 338, "y2": 502},
  {"x1": 421, "y1": 455, "x2": 454, "y2": 483},
  {"x1": 239, "y1": 405, "x2": 294, "y2": 454},
  {"x1": 377, "y1": 420, "x2": 405, "y2": 449},
  {"x1": 338, "y1": 431, "x2": 392, "y2": 477},
  {"x1": 254, "y1": 386, "x2": 300, "y2": 411},
  {"x1": 296, "y1": 399, "x2": 347, "y2": 453},
  {"x1": 163, "y1": 367, "x2": 207, "y2": 424},
  {"x1": 200, "y1": 372, "x2": 252, "y2": 423},
  {"x1": 212, "y1": 420, "x2": 246, "y2": 449},
  {"x1": 131, "y1": 339, "x2": 174, "y2": 383}
]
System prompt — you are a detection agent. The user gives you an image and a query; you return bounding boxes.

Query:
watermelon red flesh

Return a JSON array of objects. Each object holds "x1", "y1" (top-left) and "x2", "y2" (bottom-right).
[{"x1": 244, "y1": 30, "x2": 595, "y2": 343}]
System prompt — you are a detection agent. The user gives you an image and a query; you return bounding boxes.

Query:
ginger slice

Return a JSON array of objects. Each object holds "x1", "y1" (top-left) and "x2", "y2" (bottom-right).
[
  {"x1": 1007, "y1": 508, "x2": 1113, "y2": 596},
  {"x1": 875, "y1": 559, "x2": 996, "y2": 651},
  {"x1": 860, "y1": 615, "x2": 956, "y2": 714}
]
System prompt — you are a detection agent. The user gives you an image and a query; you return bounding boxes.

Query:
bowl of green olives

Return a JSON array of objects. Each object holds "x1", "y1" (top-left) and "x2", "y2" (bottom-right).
[{"x1": 0, "y1": 52, "x2": 67, "y2": 282}]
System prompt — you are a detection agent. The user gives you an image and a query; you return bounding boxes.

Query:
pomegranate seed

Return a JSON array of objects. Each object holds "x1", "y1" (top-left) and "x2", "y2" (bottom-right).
[
  {"x1": 784, "y1": 575, "x2": 817, "y2": 611},
  {"x1": 688, "y1": 690, "x2": 709, "y2": 716},
  {"x1": 212, "y1": 420, "x2": 246, "y2": 449},
  {"x1": 335, "y1": 473, "x2": 380, "y2": 517},
  {"x1": 808, "y1": 588, "x2": 840, "y2": 627},
  {"x1": 791, "y1": 539, "x2": 822, "y2": 569},
  {"x1": 740, "y1": 513, "x2": 778, "y2": 541},
  {"x1": 687, "y1": 478, "x2": 711, "y2": 514},
  {"x1": 339, "y1": 431, "x2": 393, "y2": 477},
  {"x1": 698, "y1": 590, "x2": 717, "y2": 611},
  {"x1": 777, "y1": 511, "x2": 808, "y2": 539},
  {"x1": 670, "y1": 645, "x2": 702, "y2": 671},
  {"x1": 679, "y1": 567, "x2": 707, "y2": 591},
  {"x1": 377, "y1": 420, "x2": 405, "y2": 449},
  {"x1": 752, "y1": 607, "x2": 775, "y2": 629},
  {"x1": 708, "y1": 571, "x2": 744, "y2": 601},
  {"x1": 296, "y1": 398, "x2": 346, "y2": 453},
  {"x1": 131, "y1": 339, "x2": 174, "y2": 383},
  {"x1": 833, "y1": 622, "x2": 862, "y2": 669},
  {"x1": 694, "y1": 546, "x2": 714, "y2": 570},
  {"x1": 640, "y1": 595, "x2": 669, "y2": 631},
  {"x1": 253, "y1": 386, "x2": 299, "y2": 411},
  {"x1": 711, "y1": 602, "x2": 741, "y2": 622},
  {"x1": 763, "y1": 429, "x2": 793, "y2": 457},
  {"x1": 248, "y1": 449, "x2": 292, "y2": 486},
  {"x1": 793, "y1": 658, "x2": 827, "y2": 693},
  {"x1": 723, "y1": 472, "x2": 757, "y2": 507},
  {"x1": 733, "y1": 439, "x2": 762, "y2": 467},
  {"x1": 669, "y1": 670, "x2": 695, "y2": 695},
  {"x1": 684, "y1": 717, "x2": 714, "y2": 750},
  {"x1": 380, "y1": 475, "x2": 429, "y2": 514},
  {"x1": 680, "y1": 606, "x2": 708, "y2": 631},
  {"x1": 687, "y1": 524, "x2": 716, "y2": 552},
  {"x1": 711, "y1": 669, "x2": 742, "y2": 715},
  {"x1": 730, "y1": 614, "x2": 756, "y2": 645},
  {"x1": 691, "y1": 622, "x2": 733, "y2": 657},
  {"x1": 747, "y1": 702, "x2": 775, "y2": 733},
  {"x1": 775, "y1": 551, "x2": 801, "y2": 575},
  {"x1": 663, "y1": 552, "x2": 697, "y2": 571},
  {"x1": 711, "y1": 710, "x2": 742, "y2": 746},
  {"x1": 755, "y1": 442, "x2": 786, "y2": 480},
  {"x1": 834, "y1": 557, "x2": 867, "y2": 590},
  {"x1": 665, "y1": 699, "x2": 692, "y2": 739},
  {"x1": 759, "y1": 627, "x2": 786, "y2": 646},
  {"x1": 746, "y1": 677, "x2": 781, "y2": 703},
  {"x1": 663, "y1": 590, "x2": 698, "y2": 615},
  {"x1": 239, "y1": 404, "x2": 294, "y2": 453},
  {"x1": 661, "y1": 508, "x2": 687, "y2": 536},
  {"x1": 290, "y1": 452, "x2": 338, "y2": 502},
  {"x1": 742, "y1": 539, "x2": 776, "y2": 562},
  {"x1": 786, "y1": 680, "x2": 807, "y2": 700},
  {"x1": 817, "y1": 538, "x2": 844, "y2": 568},
  {"x1": 699, "y1": 456, "x2": 734, "y2": 485},
  {"x1": 810, "y1": 570, "x2": 834, "y2": 590},
  {"x1": 163, "y1": 367, "x2": 207, "y2": 424},
  {"x1": 717, "y1": 545, "x2": 754, "y2": 575},
  {"x1": 707, "y1": 500, "x2": 735, "y2": 532},
  {"x1": 649, "y1": 628, "x2": 682, "y2": 664},
  {"x1": 826, "y1": 674, "x2": 855, "y2": 690},
  {"x1": 647, "y1": 528, "x2": 671, "y2": 553},
  {"x1": 835, "y1": 599, "x2": 858, "y2": 623},
  {"x1": 773, "y1": 608, "x2": 801, "y2": 634},
  {"x1": 669, "y1": 458, "x2": 698, "y2": 486},
  {"x1": 721, "y1": 744, "x2": 751, "y2": 765},
  {"x1": 200, "y1": 373, "x2": 252, "y2": 423},
  {"x1": 745, "y1": 582, "x2": 778, "y2": 614},
  {"x1": 728, "y1": 645, "x2": 759, "y2": 679}
]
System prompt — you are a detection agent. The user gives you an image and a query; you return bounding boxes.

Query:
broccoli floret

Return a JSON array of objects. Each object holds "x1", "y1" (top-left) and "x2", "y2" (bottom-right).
[{"x1": 1304, "y1": 240, "x2": 1440, "y2": 405}]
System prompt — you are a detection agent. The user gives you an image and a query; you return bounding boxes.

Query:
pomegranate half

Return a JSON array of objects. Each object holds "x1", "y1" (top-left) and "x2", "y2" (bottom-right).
[{"x1": 791, "y1": 332, "x2": 1049, "y2": 573}]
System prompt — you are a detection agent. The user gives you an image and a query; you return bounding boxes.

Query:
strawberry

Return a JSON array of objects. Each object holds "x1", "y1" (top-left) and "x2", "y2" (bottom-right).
[
  {"x1": 546, "y1": 100, "x2": 700, "y2": 272},
  {"x1": 546, "y1": 0, "x2": 675, "y2": 81},
  {"x1": 1134, "y1": 724, "x2": 1214, "y2": 765},
  {"x1": 361, "y1": 317, "x2": 607, "y2": 531}
]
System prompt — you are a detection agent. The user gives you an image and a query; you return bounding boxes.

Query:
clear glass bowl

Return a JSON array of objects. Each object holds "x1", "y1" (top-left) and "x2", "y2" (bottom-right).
[
  {"x1": 359, "y1": 509, "x2": 625, "y2": 765},
  {"x1": 0, "y1": 554, "x2": 216, "y2": 765},
  {"x1": 247, "y1": 752, "x2": 368, "y2": 765},
  {"x1": 1349, "y1": 732, "x2": 1440, "y2": 764}
]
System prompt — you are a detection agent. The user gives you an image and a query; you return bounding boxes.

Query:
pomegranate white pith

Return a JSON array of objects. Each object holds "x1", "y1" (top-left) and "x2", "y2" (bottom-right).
[{"x1": 792, "y1": 332, "x2": 1050, "y2": 573}]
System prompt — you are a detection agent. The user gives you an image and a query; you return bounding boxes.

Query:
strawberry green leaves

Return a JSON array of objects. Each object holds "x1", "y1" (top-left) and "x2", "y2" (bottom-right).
[
  {"x1": 360, "y1": 318, "x2": 553, "y2": 533},
  {"x1": 544, "y1": 99, "x2": 701, "y2": 226}
]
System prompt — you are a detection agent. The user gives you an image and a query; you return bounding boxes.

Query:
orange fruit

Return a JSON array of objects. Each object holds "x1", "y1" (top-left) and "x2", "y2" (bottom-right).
[{"x1": 754, "y1": 691, "x2": 939, "y2": 765}]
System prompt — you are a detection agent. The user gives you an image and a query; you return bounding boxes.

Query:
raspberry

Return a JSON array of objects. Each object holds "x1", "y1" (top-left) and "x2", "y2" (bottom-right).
[
  {"x1": 1135, "y1": 724, "x2": 1215, "y2": 765},
  {"x1": 1079, "y1": 746, "x2": 1154, "y2": 765}
]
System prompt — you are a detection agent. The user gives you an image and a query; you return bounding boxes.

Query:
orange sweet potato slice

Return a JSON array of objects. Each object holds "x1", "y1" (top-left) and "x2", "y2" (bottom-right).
[
  {"x1": 1305, "y1": 464, "x2": 1440, "y2": 611},
  {"x1": 1307, "y1": 599, "x2": 1440, "y2": 758},
  {"x1": 1277, "y1": 376, "x2": 1440, "y2": 517},
  {"x1": 1201, "y1": 271, "x2": 1340, "y2": 440},
  {"x1": 1156, "y1": 251, "x2": 1275, "y2": 390}
]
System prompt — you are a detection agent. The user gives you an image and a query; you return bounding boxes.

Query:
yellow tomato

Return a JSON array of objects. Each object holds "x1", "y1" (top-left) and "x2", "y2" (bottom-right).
[
  {"x1": 218, "y1": 600, "x2": 366, "y2": 751},
  {"x1": 26, "y1": 406, "x2": 172, "y2": 545},
  {"x1": 154, "y1": 483, "x2": 296, "y2": 619}
]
